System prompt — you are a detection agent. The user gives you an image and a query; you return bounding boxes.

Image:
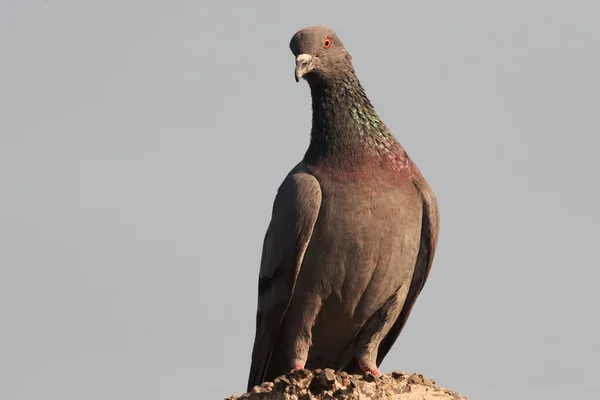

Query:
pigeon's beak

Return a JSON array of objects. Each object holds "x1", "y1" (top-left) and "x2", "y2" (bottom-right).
[{"x1": 295, "y1": 54, "x2": 314, "y2": 82}]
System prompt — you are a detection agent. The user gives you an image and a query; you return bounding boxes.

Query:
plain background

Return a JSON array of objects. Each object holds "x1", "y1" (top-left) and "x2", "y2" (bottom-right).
[{"x1": 1, "y1": 1, "x2": 599, "y2": 399}]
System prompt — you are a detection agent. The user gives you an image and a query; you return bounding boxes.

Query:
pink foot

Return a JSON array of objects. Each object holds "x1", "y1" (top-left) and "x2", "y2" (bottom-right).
[
  {"x1": 359, "y1": 360, "x2": 382, "y2": 377},
  {"x1": 293, "y1": 364, "x2": 304, "y2": 370}
]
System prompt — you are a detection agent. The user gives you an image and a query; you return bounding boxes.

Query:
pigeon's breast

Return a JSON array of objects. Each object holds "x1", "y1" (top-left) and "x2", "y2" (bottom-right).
[{"x1": 292, "y1": 166, "x2": 423, "y2": 359}]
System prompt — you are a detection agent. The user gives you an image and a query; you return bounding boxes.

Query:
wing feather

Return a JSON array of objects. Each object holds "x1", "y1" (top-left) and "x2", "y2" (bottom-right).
[
  {"x1": 376, "y1": 176, "x2": 440, "y2": 365},
  {"x1": 247, "y1": 163, "x2": 322, "y2": 391}
]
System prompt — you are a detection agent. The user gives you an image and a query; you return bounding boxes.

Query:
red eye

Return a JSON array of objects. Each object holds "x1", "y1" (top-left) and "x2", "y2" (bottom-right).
[{"x1": 323, "y1": 37, "x2": 332, "y2": 49}]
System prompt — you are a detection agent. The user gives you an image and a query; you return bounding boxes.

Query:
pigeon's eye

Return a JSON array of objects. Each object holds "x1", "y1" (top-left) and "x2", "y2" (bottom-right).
[{"x1": 323, "y1": 37, "x2": 332, "y2": 49}]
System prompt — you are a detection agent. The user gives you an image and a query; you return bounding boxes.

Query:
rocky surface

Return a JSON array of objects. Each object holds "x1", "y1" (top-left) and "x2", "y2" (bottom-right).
[{"x1": 226, "y1": 369, "x2": 467, "y2": 400}]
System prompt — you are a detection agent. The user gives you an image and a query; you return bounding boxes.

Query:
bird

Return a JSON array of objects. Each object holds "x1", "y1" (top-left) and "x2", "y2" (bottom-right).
[{"x1": 247, "y1": 26, "x2": 439, "y2": 392}]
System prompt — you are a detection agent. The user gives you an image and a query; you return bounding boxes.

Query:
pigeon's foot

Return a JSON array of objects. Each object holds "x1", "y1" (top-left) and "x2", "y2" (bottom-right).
[
  {"x1": 293, "y1": 364, "x2": 304, "y2": 370},
  {"x1": 358, "y1": 360, "x2": 382, "y2": 377}
]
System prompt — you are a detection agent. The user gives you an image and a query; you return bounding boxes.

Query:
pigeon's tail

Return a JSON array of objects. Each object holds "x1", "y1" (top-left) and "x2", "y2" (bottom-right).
[
  {"x1": 247, "y1": 354, "x2": 267, "y2": 392},
  {"x1": 248, "y1": 348, "x2": 278, "y2": 393}
]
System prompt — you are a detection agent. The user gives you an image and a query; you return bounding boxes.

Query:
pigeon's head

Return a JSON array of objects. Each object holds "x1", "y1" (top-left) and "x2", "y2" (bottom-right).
[{"x1": 289, "y1": 26, "x2": 352, "y2": 83}]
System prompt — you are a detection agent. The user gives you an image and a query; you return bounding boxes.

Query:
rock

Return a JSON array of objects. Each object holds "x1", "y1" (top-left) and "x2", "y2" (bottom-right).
[{"x1": 226, "y1": 370, "x2": 467, "y2": 400}]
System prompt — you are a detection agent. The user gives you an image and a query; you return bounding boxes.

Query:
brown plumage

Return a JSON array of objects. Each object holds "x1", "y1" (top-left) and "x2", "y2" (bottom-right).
[{"x1": 247, "y1": 26, "x2": 439, "y2": 392}]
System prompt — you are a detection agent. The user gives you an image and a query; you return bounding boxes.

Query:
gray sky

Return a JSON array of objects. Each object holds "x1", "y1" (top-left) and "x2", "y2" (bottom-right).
[{"x1": 1, "y1": 1, "x2": 599, "y2": 399}]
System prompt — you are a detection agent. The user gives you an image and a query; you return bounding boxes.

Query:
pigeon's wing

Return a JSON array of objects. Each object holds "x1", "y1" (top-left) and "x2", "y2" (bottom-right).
[
  {"x1": 376, "y1": 176, "x2": 440, "y2": 365},
  {"x1": 247, "y1": 164, "x2": 322, "y2": 391}
]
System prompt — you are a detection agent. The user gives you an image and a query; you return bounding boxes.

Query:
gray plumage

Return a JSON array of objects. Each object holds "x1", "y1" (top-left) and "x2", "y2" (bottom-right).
[{"x1": 247, "y1": 26, "x2": 439, "y2": 392}]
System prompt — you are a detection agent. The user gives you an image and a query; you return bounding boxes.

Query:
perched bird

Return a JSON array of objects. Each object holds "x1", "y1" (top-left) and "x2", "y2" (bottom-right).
[{"x1": 247, "y1": 26, "x2": 439, "y2": 391}]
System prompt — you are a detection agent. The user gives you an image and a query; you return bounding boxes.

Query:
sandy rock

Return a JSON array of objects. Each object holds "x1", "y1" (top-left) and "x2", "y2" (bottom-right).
[{"x1": 225, "y1": 370, "x2": 467, "y2": 400}]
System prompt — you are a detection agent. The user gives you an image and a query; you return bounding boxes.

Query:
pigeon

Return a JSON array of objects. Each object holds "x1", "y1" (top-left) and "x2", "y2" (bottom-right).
[{"x1": 247, "y1": 26, "x2": 439, "y2": 391}]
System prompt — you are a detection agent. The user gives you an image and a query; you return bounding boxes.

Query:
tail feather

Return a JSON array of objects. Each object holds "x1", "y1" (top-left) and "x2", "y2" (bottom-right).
[{"x1": 247, "y1": 350, "x2": 271, "y2": 393}]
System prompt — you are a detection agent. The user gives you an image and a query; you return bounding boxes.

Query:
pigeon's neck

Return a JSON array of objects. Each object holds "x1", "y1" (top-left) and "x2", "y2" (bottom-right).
[{"x1": 304, "y1": 71, "x2": 399, "y2": 164}]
